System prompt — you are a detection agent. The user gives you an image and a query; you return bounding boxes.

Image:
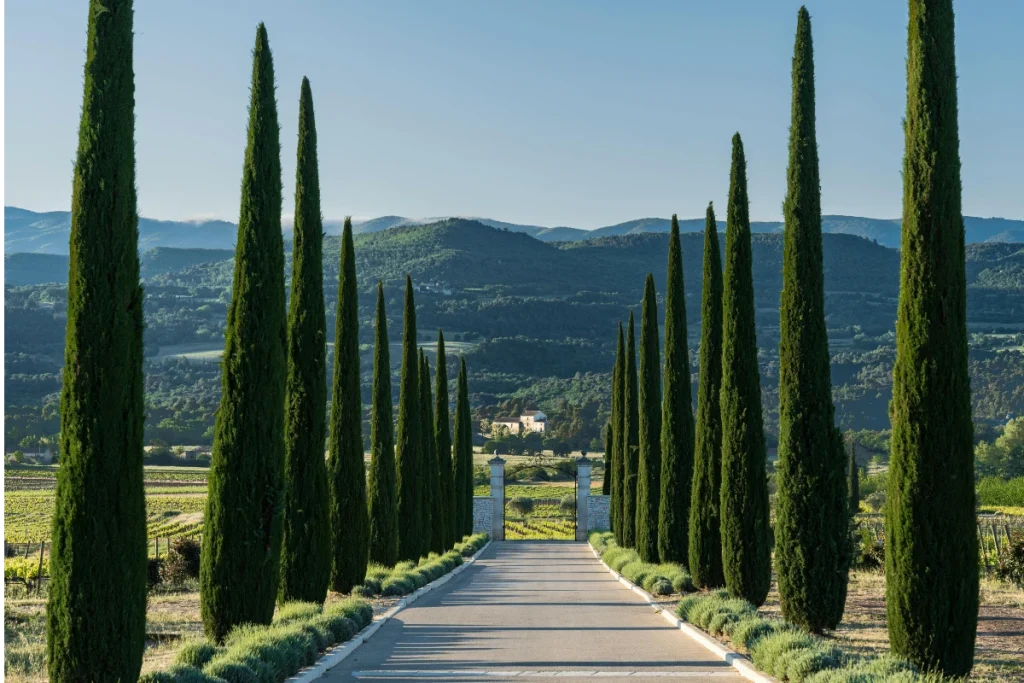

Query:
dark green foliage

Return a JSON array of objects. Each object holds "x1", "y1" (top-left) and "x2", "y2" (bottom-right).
[
  {"x1": 45, "y1": 0, "x2": 147, "y2": 679},
  {"x1": 775, "y1": 8, "x2": 849, "y2": 633},
  {"x1": 719, "y1": 133, "x2": 771, "y2": 607},
  {"x1": 395, "y1": 276, "x2": 422, "y2": 561},
  {"x1": 280, "y1": 77, "x2": 330, "y2": 605},
  {"x1": 201, "y1": 24, "x2": 286, "y2": 643},
  {"x1": 611, "y1": 324, "x2": 625, "y2": 543},
  {"x1": 635, "y1": 274, "x2": 662, "y2": 562},
  {"x1": 328, "y1": 219, "x2": 368, "y2": 593},
  {"x1": 621, "y1": 313, "x2": 640, "y2": 548},
  {"x1": 848, "y1": 441, "x2": 860, "y2": 519},
  {"x1": 659, "y1": 215, "x2": 695, "y2": 565},
  {"x1": 368, "y1": 282, "x2": 398, "y2": 566},
  {"x1": 689, "y1": 203, "x2": 725, "y2": 589},
  {"x1": 454, "y1": 358, "x2": 474, "y2": 536},
  {"x1": 420, "y1": 351, "x2": 443, "y2": 554},
  {"x1": 602, "y1": 422, "x2": 612, "y2": 495},
  {"x1": 434, "y1": 331, "x2": 456, "y2": 551},
  {"x1": 886, "y1": 0, "x2": 978, "y2": 674}
]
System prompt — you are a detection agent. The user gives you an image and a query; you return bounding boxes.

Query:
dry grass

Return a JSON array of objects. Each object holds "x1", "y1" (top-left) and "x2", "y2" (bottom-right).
[{"x1": 759, "y1": 570, "x2": 1024, "y2": 682}]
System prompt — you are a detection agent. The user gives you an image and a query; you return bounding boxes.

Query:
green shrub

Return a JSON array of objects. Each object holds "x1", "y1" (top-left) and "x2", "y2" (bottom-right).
[
  {"x1": 166, "y1": 665, "x2": 224, "y2": 683},
  {"x1": 996, "y1": 531, "x2": 1024, "y2": 586},
  {"x1": 203, "y1": 659, "x2": 257, "y2": 683},
  {"x1": 381, "y1": 575, "x2": 414, "y2": 596},
  {"x1": 148, "y1": 557, "x2": 165, "y2": 588},
  {"x1": 560, "y1": 495, "x2": 576, "y2": 514},
  {"x1": 162, "y1": 537, "x2": 202, "y2": 584},
  {"x1": 749, "y1": 630, "x2": 815, "y2": 677},
  {"x1": 138, "y1": 673, "x2": 177, "y2": 683},
  {"x1": 324, "y1": 598, "x2": 373, "y2": 630},
  {"x1": 730, "y1": 616, "x2": 782, "y2": 650},
  {"x1": 273, "y1": 601, "x2": 321, "y2": 625},
  {"x1": 352, "y1": 584, "x2": 376, "y2": 598},
  {"x1": 311, "y1": 613, "x2": 356, "y2": 643},
  {"x1": 649, "y1": 577, "x2": 673, "y2": 595},
  {"x1": 173, "y1": 641, "x2": 220, "y2": 669},
  {"x1": 508, "y1": 497, "x2": 535, "y2": 515}
]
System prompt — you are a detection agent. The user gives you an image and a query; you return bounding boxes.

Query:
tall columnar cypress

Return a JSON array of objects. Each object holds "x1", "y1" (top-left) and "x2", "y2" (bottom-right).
[
  {"x1": 886, "y1": 1, "x2": 977, "y2": 673},
  {"x1": 635, "y1": 275, "x2": 663, "y2": 562},
  {"x1": 434, "y1": 331, "x2": 455, "y2": 550},
  {"x1": 280, "y1": 77, "x2": 330, "y2": 605},
  {"x1": 602, "y1": 422, "x2": 612, "y2": 495},
  {"x1": 848, "y1": 441, "x2": 860, "y2": 519},
  {"x1": 368, "y1": 282, "x2": 398, "y2": 566},
  {"x1": 200, "y1": 24, "x2": 286, "y2": 642},
  {"x1": 689, "y1": 203, "x2": 725, "y2": 589},
  {"x1": 455, "y1": 358, "x2": 474, "y2": 536},
  {"x1": 46, "y1": 1, "x2": 146, "y2": 678},
  {"x1": 775, "y1": 7, "x2": 849, "y2": 633},
  {"x1": 611, "y1": 324, "x2": 626, "y2": 542},
  {"x1": 395, "y1": 276, "x2": 422, "y2": 560},
  {"x1": 659, "y1": 215, "x2": 695, "y2": 565},
  {"x1": 328, "y1": 219, "x2": 368, "y2": 593},
  {"x1": 420, "y1": 351, "x2": 443, "y2": 554},
  {"x1": 621, "y1": 312, "x2": 640, "y2": 548},
  {"x1": 719, "y1": 133, "x2": 772, "y2": 607}
]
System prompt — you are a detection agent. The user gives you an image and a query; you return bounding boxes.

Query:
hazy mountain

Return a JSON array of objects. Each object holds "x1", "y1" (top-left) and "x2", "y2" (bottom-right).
[
  {"x1": 5, "y1": 247, "x2": 235, "y2": 285},
  {"x1": 6, "y1": 206, "x2": 1023, "y2": 255}
]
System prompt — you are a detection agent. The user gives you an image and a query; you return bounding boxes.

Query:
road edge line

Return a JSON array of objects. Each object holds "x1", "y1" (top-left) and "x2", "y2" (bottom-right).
[{"x1": 587, "y1": 541, "x2": 777, "y2": 683}]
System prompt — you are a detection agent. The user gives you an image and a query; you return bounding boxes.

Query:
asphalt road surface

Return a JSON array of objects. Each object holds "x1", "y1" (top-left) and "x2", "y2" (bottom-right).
[{"x1": 324, "y1": 541, "x2": 744, "y2": 682}]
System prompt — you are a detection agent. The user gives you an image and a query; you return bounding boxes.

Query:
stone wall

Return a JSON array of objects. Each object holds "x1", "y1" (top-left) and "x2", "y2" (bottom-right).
[
  {"x1": 587, "y1": 495, "x2": 610, "y2": 532},
  {"x1": 472, "y1": 497, "x2": 493, "y2": 535}
]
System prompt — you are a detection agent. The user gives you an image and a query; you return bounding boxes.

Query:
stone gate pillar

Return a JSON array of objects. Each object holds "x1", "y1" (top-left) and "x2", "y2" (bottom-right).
[
  {"x1": 576, "y1": 456, "x2": 591, "y2": 541},
  {"x1": 489, "y1": 456, "x2": 505, "y2": 541}
]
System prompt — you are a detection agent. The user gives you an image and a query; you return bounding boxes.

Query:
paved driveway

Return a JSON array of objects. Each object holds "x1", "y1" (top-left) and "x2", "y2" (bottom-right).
[{"x1": 323, "y1": 541, "x2": 744, "y2": 682}]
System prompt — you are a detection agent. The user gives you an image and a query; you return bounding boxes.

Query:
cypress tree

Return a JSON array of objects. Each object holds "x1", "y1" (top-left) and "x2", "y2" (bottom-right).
[
  {"x1": 280, "y1": 77, "x2": 330, "y2": 605},
  {"x1": 848, "y1": 441, "x2": 860, "y2": 519},
  {"x1": 200, "y1": 24, "x2": 286, "y2": 642},
  {"x1": 46, "y1": 1, "x2": 147, "y2": 678},
  {"x1": 602, "y1": 422, "x2": 612, "y2": 496},
  {"x1": 621, "y1": 313, "x2": 640, "y2": 548},
  {"x1": 659, "y1": 215, "x2": 695, "y2": 565},
  {"x1": 454, "y1": 358, "x2": 474, "y2": 536},
  {"x1": 611, "y1": 324, "x2": 626, "y2": 543},
  {"x1": 395, "y1": 276, "x2": 422, "y2": 560},
  {"x1": 775, "y1": 7, "x2": 849, "y2": 633},
  {"x1": 719, "y1": 133, "x2": 772, "y2": 607},
  {"x1": 434, "y1": 331, "x2": 455, "y2": 550},
  {"x1": 368, "y1": 281, "x2": 398, "y2": 566},
  {"x1": 689, "y1": 202, "x2": 725, "y2": 589},
  {"x1": 886, "y1": 0, "x2": 977, "y2": 673},
  {"x1": 421, "y1": 351, "x2": 443, "y2": 554},
  {"x1": 328, "y1": 218, "x2": 368, "y2": 593},
  {"x1": 635, "y1": 275, "x2": 662, "y2": 562}
]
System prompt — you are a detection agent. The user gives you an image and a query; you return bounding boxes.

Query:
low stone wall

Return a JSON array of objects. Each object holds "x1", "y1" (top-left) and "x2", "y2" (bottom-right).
[
  {"x1": 587, "y1": 495, "x2": 610, "y2": 532},
  {"x1": 472, "y1": 497, "x2": 493, "y2": 535}
]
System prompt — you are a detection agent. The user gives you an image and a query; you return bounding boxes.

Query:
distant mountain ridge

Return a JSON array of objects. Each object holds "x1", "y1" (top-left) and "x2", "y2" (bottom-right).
[{"x1": 5, "y1": 206, "x2": 1023, "y2": 255}]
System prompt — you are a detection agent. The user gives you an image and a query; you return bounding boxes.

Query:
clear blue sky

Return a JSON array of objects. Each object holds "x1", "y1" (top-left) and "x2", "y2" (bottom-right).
[{"x1": 5, "y1": 1, "x2": 1023, "y2": 228}]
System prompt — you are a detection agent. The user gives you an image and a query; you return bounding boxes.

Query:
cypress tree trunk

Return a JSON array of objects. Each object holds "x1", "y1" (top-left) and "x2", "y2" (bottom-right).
[
  {"x1": 434, "y1": 331, "x2": 455, "y2": 550},
  {"x1": 328, "y1": 218, "x2": 369, "y2": 593},
  {"x1": 775, "y1": 7, "x2": 849, "y2": 633},
  {"x1": 689, "y1": 202, "x2": 725, "y2": 590},
  {"x1": 200, "y1": 24, "x2": 286, "y2": 642},
  {"x1": 621, "y1": 313, "x2": 640, "y2": 548},
  {"x1": 719, "y1": 133, "x2": 772, "y2": 607},
  {"x1": 611, "y1": 324, "x2": 625, "y2": 543},
  {"x1": 848, "y1": 441, "x2": 860, "y2": 519},
  {"x1": 368, "y1": 281, "x2": 399, "y2": 566},
  {"x1": 421, "y1": 351, "x2": 443, "y2": 554},
  {"x1": 886, "y1": 0, "x2": 977, "y2": 673},
  {"x1": 602, "y1": 422, "x2": 612, "y2": 495},
  {"x1": 46, "y1": 1, "x2": 147, "y2": 677},
  {"x1": 456, "y1": 359, "x2": 474, "y2": 536},
  {"x1": 659, "y1": 215, "x2": 695, "y2": 565},
  {"x1": 396, "y1": 276, "x2": 422, "y2": 560},
  {"x1": 635, "y1": 275, "x2": 662, "y2": 562},
  {"x1": 280, "y1": 77, "x2": 330, "y2": 605}
]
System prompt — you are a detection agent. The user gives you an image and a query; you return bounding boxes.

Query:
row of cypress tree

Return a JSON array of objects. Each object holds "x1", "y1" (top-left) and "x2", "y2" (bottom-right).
[
  {"x1": 607, "y1": 3, "x2": 977, "y2": 675},
  {"x1": 46, "y1": 16, "x2": 480, "y2": 676}
]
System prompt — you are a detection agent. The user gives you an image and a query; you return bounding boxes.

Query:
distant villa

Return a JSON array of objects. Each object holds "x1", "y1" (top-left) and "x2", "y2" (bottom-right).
[{"x1": 491, "y1": 410, "x2": 548, "y2": 435}]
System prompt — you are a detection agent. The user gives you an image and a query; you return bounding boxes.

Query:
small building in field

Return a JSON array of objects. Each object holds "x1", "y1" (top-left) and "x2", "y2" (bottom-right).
[{"x1": 491, "y1": 410, "x2": 548, "y2": 436}]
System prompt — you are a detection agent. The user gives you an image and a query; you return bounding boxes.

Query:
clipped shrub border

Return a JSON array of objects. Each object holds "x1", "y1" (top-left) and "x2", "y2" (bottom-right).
[
  {"x1": 588, "y1": 531, "x2": 771, "y2": 683},
  {"x1": 143, "y1": 533, "x2": 490, "y2": 683},
  {"x1": 592, "y1": 533, "x2": 952, "y2": 683}
]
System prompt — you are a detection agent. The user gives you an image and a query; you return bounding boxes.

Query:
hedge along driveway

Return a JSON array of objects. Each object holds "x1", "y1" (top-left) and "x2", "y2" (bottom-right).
[{"x1": 322, "y1": 541, "x2": 744, "y2": 682}]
